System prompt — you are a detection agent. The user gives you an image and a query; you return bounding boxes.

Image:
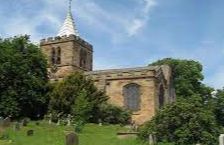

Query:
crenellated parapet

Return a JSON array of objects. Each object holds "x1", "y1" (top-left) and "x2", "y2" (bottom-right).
[{"x1": 40, "y1": 34, "x2": 93, "y2": 51}]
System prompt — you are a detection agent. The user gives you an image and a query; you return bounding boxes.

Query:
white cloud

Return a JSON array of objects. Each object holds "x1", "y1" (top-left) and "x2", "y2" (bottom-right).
[{"x1": 127, "y1": 19, "x2": 145, "y2": 36}]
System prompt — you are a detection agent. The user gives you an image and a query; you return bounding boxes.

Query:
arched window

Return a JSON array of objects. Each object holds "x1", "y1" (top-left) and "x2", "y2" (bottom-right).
[
  {"x1": 51, "y1": 47, "x2": 56, "y2": 64},
  {"x1": 159, "y1": 85, "x2": 165, "y2": 108},
  {"x1": 56, "y1": 47, "x2": 61, "y2": 64},
  {"x1": 80, "y1": 48, "x2": 87, "y2": 68},
  {"x1": 123, "y1": 83, "x2": 141, "y2": 111}
]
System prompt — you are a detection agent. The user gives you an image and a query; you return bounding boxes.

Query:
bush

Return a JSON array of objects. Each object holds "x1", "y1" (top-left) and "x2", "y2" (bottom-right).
[
  {"x1": 138, "y1": 97, "x2": 221, "y2": 145},
  {"x1": 99, "y1": 104, "x2": 131, "y2": 125}
]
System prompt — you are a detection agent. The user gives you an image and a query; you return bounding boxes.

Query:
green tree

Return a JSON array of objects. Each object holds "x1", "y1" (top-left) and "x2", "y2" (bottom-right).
[
  {"x1": 48, "y1": 72, "x2": 108, "y2": 123},
  {"x1": 213, "y1": 88, "x2": 224, "y2": 126},
  {"x1": 149, "y1": 58, "x2": 213, "y2": 101},
  {"x1": 139, "y1": 97, "x2": 221, "y2": 145},
  {"x1": 0, "y1": 36, "x2": 48, "y2": 119}
]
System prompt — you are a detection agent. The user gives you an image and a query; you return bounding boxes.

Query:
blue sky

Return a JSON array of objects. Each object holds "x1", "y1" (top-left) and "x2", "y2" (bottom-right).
[{"x1": 0, "y1": 0, "x2": 224, "y2": 89}]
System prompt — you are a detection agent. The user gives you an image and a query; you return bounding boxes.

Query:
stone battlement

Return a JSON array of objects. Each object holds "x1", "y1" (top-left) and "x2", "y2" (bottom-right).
[{"x1": 40, "y1": 34, "x2": 93, "y2": 49}]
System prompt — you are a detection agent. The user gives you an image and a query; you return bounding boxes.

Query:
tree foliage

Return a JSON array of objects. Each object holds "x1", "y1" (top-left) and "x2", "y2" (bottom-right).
[
  {"x1": 139, "y1": 97, "x2": 221, "y2": 145},
  {"x1": 48, "y1": 72, "x2": 108, "y2": 123},
  {"x1": 149, "y1": 58, "x2": 213, "y2": 101},
  {"x1": 213, "y1": 88, "x2": 224, "y2": 126},
  {"x1": 0, "y1": 36, "x2": 48, "y2": 118}
]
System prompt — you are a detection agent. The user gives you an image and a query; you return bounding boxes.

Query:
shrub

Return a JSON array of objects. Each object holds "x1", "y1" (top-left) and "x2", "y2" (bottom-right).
[{"x1": 99, "y1": 104, "x2": 131, "y2": 125}]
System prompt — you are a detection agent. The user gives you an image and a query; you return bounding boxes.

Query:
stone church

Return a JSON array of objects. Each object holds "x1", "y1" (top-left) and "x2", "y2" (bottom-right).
[{"x1": 40, "y1": 1, "x2": 175, "y2": 124}]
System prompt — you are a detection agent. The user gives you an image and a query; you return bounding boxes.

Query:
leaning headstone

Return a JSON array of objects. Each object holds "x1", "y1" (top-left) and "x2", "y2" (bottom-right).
[
  {"x1": 219, "y1": 134, "x2": 224, "y2": 145},
  {"x1": 66, "y1": 132, "x2": 79, "y2": 145},
  {"x1": 27, "y1": 130, "x2": 34, "y2": 136}
]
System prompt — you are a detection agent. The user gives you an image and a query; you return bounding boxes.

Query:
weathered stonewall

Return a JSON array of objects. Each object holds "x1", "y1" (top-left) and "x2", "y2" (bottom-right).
[{"x1": 66, "y1": 132, "x2": 79, "y2": 145}]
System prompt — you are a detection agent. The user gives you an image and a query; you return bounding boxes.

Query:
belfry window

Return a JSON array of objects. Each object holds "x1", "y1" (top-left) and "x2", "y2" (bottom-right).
[
  {"x1": 56, "y1": 47, "x2": 61, "y2": 64},
  {"x1": 51, "y1": 47, "x2": 61, "y2": 65},
  {"x1": 80, "y1": 48, "x2": 87, "y2": 68},
  {"x1": 51, "y1": 47, "x2": 56, "y2": 64},
  {"x1": 123, "y1": 83, "x2": 141, "y2": 111}
]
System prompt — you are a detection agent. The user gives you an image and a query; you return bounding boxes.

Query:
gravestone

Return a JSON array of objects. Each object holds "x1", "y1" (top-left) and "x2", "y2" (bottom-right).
[
  {"x1": 22, "y1": 119, "x2": 29, "y2": 126},
  {"x1": 3, "y1": 117, "x2": 11, "y2": 127},
  {"x1": 14, "y1": 122, "x2": 20, "y2": 131},
  {"x1": 67, "y1": 114, "x2": 72, "y2": 126},
  {"x1": 27, "y1": 130, "x2": 34, "y2": 136},
  {"x1": 66, "y1": 132, "x2": 79, "y2": 145},
  {"x1": 98, "y1": 119, "x2": 102, "y2": 126},
  {"x1": 219, "y1": 134, "x2": 224, "y2": 145},
  {"x1": 148, "y1": 134, "x2": 156, "y2": 145},
  {"x1": 48, "y1": 113, "x2": 52, "y2": 124},
  {"x1": 0, "y1": 117, "x2": 3, "y2": 126}
]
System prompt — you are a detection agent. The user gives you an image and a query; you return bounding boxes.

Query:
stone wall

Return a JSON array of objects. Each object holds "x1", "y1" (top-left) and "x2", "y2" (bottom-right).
[{"x1": 85, "y1": 66, "x2": 175, "y2": 124}]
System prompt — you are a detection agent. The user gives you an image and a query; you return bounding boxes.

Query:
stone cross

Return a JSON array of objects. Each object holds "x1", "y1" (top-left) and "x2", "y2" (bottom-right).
[
  {"x1": 219, "y1": 134, "x2": 224, "y2": 145},
  {"x1": 66, "y1": 132, "x2": 79, "y2": 145}
]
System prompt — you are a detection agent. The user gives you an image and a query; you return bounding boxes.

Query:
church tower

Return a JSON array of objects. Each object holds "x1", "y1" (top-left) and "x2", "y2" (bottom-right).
[{"x1": 40, "y1": 0, "x2": 93, "y2": 81}]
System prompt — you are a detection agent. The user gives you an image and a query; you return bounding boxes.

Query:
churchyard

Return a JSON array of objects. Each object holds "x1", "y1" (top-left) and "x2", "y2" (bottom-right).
[{"x1": 0, "y1": 120, "x2": 151, "y2": 145}]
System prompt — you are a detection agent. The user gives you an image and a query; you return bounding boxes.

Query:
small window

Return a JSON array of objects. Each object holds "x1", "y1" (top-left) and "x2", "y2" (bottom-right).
[
  {"x1": 51, "y1": 47, "x2": 56, "y2": 64},
  {"x1": 56, "y1": 47, "x2": 61, "y2": 64},
  {"x1": 123, "y1": 83, "x2": 141, "y2": 111},
  {"x1": 159, "y1": 85, "x2": 165, "y2": 108},
  {"x1": 80, "y1": 48, "x2": 87, "y2": 68}
]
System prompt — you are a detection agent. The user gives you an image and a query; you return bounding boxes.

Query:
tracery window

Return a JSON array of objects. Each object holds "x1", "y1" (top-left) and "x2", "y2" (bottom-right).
[{"x1": 123, "y1": 83, "x2": 141, "y2": 111}]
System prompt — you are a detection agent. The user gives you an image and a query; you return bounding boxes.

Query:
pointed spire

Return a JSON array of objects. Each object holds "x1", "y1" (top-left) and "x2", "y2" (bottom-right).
[{"x1": 57, "y1": 0, "x2": 79, "y2": 37}]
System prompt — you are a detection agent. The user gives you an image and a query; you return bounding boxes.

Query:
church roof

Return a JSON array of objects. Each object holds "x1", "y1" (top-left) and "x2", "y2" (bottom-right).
[{"x1": 57, "y1": 0, "x2": 79, "y2": 37}]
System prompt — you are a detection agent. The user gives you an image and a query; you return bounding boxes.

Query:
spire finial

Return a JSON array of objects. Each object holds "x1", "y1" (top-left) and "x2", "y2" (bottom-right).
[
  {"x1": 68, "y1": 0, "x2": 72, "y2": 12},
  {"x1": 57, "y1": 0, "x2": 80, "y2": 37}
]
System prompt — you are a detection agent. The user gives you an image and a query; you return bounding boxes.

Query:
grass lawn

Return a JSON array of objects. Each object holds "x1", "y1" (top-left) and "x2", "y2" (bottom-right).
[{"x1": 0, "y1": 121, "x2": 147, "y2": 145}]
